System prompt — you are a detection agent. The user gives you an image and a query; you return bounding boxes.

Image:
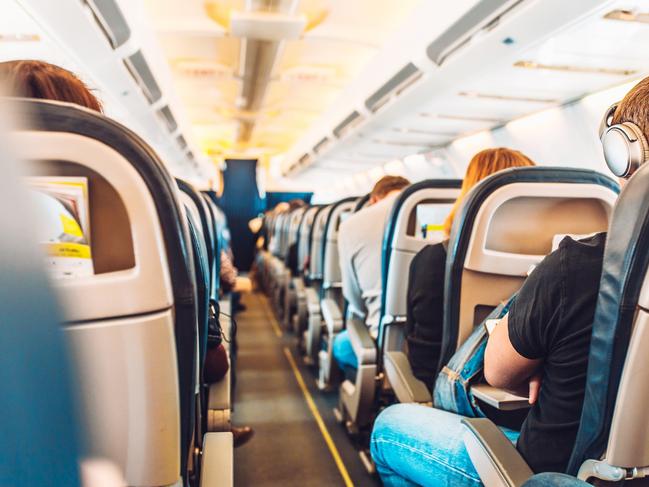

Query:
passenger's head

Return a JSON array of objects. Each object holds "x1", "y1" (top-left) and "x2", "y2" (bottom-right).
[
  {"x1": 369, "y1": 175, "x2": 410, "y2": 204},
  {"x1": 610, "y1": 77, "x2": 649, "y2": 140},
  {"x1": 0, "y1": 60, "x2": 102, "y2": 112},
  {"x1": 288, "y1": 199, "x2": 307, "y2": 211},
  {"x1": 443, "y1": 148, "x2": 535, "y2": 236}
]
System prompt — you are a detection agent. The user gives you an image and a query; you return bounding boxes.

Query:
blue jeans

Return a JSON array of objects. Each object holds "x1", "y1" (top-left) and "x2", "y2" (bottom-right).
[
  {"x1": 332, "y1": 330, "x2": 357, "y2": 376},
  {"x1": 371, "y1": 404, "x2": 520, "y2": 487},
  {"x1": 522, "y1": 474, "x2": 590, "y2": 487}
]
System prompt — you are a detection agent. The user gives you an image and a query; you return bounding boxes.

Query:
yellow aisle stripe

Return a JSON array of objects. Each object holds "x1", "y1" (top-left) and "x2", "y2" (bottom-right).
[
  {"x1": 260, "y1": 294, "x2": 282, "y2": 338},
  {"x1": 283, "y1": 347, "x2": 354, "y2": 487}
]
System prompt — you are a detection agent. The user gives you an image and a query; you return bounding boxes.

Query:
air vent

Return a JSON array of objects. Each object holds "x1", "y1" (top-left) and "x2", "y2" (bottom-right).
[
  {"x1": 123, "y1": 50, "x2": 162, "y2": 104},
  {"x1": 333, "y1": 111, "x2": 364, "y2": 138},
  {"x1": 299, "y1": 154, "x2": 311, "y2": 166},
  {"x1": 177, "y1": 135, "x2": 188, "y2": 151},
  {"x1": 427, "y1": 0, "x2": 525, "y2": 65},
  {"x1": 313, "y1": 137, "x2": 331, "y2": 154},
  {"x1": 83, "y1": 0, "x2": 131, "y2": 49},
  {"x1": 365, "y1": 63, "x2": 423, "y2": 113},
  {"x1": 157, "y1": 105, "x2": 178, "y2": 133}
]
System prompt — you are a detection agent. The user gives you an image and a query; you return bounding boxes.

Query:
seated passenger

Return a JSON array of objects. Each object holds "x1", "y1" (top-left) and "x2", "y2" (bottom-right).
[
  {"x1": 0, "y1": 59, "x2": 103, "y2": 112},
  {"x1": 406, "y1": 148, "x2": 535, "y2": 392},
  {"x1": 333, "y1": 175, "x2": 410, "y2": 375},
  {"x1": 370, "y1": 77, "x2": 649, "y2": 485}
]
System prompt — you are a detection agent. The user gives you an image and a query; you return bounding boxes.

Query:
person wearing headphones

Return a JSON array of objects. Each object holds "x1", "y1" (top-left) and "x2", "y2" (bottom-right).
[{"x1": 370, "y1": 77, "x2": 649, "y2": 486}]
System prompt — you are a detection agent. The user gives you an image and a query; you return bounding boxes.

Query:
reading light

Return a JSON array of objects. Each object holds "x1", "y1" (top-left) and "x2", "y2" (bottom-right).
[{"x1": 418, "y1": 113, "x2": 503, "y2": 123}]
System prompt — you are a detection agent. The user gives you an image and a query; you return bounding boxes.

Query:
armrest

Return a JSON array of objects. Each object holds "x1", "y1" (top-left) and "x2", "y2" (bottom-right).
[
  {"x1": 471, "y1": 384, "x2": 530, "y2": 411},
  {"x1": 305, "y1": 287, "x2": 321, "y2": 313},
  {"x1": 293, "y1": 277, "x2": 305, "y2": 297},
  {"x1": 201, "y1": 432, "x2": 233, "y2": 487},
  {"x1": 346, "y1": 316, "x2": 376, "y2": 365},
  {"x1": 321, "y1": 298, "x2": 344, "y2": 333},
  {"x1": 462, "y1": 418, "x2": 532, "y2": 487},
  {"x1": 383, "y1": 351, "x2": 432, "y2": 404},
  {"x1": 208, "y1": 368, "x2": 231, "y2": 410}
]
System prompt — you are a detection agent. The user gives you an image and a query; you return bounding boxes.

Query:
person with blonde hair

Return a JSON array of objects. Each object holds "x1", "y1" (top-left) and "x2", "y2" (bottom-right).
[{"x1": 406, "y1": 148, "x2": 535, "y2": 392}]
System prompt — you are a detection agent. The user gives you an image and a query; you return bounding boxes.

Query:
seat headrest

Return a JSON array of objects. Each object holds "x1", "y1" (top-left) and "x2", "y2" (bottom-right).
[
  {"x1": 568, "y1": 163, "x2": 649, "y2": 474},
  {"x1": 380, "y1": 179, "x2": 463, "y2": 319},
  {"x1": 14, "y1": 98, "x2": 196, "y2": 306}
]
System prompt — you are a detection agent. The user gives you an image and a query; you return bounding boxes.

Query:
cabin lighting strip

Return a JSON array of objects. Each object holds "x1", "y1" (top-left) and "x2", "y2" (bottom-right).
[
  {"x1": 459, "y1": 91, "x2": 559, "y2": 104},
  {"x1": 0, "y1": 33, "x2": 40, "y2": 42},
  {"x1": 514, "y1": 60, "x2": 637, "y2": 77},
  {"x1": 418, "y1": 113, "x2": 503, "y2": 123}
]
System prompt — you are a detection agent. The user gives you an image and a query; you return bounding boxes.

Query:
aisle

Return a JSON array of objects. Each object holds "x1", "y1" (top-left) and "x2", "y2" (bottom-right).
[{"x1": 233, "y1": 292, "x2": 380, "y2": 487}]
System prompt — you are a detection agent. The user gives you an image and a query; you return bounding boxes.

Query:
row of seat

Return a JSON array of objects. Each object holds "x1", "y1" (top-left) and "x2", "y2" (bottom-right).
[
  {"x1": 13, "y1": 98, "x2": 235, "y2": 487},
  {"x1": 257, "y1": 166, "x2": 626, "y2": 481}
]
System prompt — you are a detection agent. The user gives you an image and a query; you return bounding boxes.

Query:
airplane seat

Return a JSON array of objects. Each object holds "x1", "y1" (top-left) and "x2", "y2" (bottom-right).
[
  {"x1": 316, "y1": 196, "x2": 359, "y2": 390},
  {"x1": 178, "y1": 182, "x2": 232, "y2": 434},
  {"x1": 440, "y1": 167, "x2": 618, "y2": 409},
  {"x1": 270, "y1": 212, "x2": 291, "y2": 317},
  {"x1": 304, "y1": 204, "x2": 334, "y2": 364},
  {"x1": 461, "y1": 164, "x2": 649, "y2": 487},
  {"x1": 340, "y1": 179, "x2": 462, "y2": 430},
  {"x1": 282, "y1": 206, "x2": 308, "y2": 330},
  {"x1": 292, "y1": 205, "x2": 321, "y2": 339},
  {"x1": 13, "y1": 99, "x2": 232, "y2": 487}
]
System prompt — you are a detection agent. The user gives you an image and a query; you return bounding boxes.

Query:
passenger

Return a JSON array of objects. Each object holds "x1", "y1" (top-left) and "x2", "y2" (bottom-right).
[
  {"x1": 333, "y1": 175, "x2": 411, "y2": 376},
  {"x1": 370, "y1": 78, "x2": 649, "y2": 486},
  {"x1": 406, "y1": 148, "x2": 535, "y2": 392},
  {"x1": 0, "y1": 59, "x2": 103, "y2": 112}
]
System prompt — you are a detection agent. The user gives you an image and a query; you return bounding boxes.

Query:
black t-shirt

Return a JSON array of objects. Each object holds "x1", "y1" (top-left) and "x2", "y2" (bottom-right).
[
  {"x1": 508, "y1": 232, "x2": 606, "y2": 473},
  {"x1": 405, "y1": 242, "x2": 447, "y2": 392}
]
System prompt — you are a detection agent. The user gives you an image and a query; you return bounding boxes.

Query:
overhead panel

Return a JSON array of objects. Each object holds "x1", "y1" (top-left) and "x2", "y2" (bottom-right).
[
  {"x1": 83, "y1": 0, "x2": 131, "y2": 49},
  {"x1": 333, "y1": 110, "x2": 365, "y2": 139},
  {"x1": 364, "y1": 62, "x2": 423, "y2": 113},
  {"x1": 123, "y1": 49, "x2": 163, "y2": 104},
  {"x1": 426, "y1": 0, "x2": 525, "y2": 65}
]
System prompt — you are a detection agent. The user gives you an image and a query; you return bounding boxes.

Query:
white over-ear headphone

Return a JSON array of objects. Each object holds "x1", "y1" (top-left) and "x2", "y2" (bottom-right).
[{"x1": 599, "y1": 103, "x2": 649, "y2": 178}]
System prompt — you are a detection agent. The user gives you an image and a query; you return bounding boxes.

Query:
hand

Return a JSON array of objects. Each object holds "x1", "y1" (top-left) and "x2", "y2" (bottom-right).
[{"x1": 528, "y1": 373, "x2": 542, "y2": 404}]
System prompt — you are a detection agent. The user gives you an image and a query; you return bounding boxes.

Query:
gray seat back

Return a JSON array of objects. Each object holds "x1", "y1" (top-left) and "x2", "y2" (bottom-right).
[
  {"x1": 297, "y1": 206, "x2": 320, "y2": 274},
  {"x1": 440, "y1": 167, "x2": 619, "y2": 370},
  {"x1": 322, "y1": 197, "x2": 358, "y2": 291},
  {"x1": 568, "y1": 161, "x2": 649, "y2": 478},
  {"x1": 379, "y1": 180, "x2": 462, "y2": 351},
  {"x1": 14, "y1": 99, "x2": 195, "y2": 487},
  {"x1": 309, "y1": 204, "x2": 333, "y2": 281}
]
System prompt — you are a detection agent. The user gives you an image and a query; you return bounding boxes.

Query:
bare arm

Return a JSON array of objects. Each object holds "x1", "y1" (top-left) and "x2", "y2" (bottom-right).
[{"x1": 484, "y1": 314, "x2": 542, "y2": 403}]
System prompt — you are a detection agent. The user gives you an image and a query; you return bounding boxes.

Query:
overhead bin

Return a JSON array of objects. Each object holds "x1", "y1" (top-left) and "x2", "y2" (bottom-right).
[
  {"x1": 123, "y1": 49, "x2": 163, "y2": 104},
  {"x1": 426, "y1": 0, "x2": 525, "y2": 65},
  {"x1": 83, "y1": 0, "x2": 131, "y2": 49},
  {"x1": 364, "y1": 62, "x2": 423, "y2": 113},
  {"x1": 333, "y1": 111, "x2": 365, "y2": 139}
]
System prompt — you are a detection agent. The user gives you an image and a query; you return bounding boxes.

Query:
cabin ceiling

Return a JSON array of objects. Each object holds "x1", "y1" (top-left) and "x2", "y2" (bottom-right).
[
  {"x1": 142, "y1": 0, "x2": 422, "y2": 162},
  {"x1": 288, "y1": 0, "x2": 649, "y2": 189}
]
